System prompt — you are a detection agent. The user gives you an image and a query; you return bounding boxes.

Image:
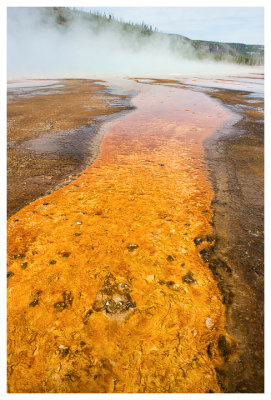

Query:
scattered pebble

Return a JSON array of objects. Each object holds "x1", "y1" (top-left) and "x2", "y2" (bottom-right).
[
  {"x1": 200, "y1": 248, "x2": 211, "y2": 262},
  {"x1": 194, "y1": 237, "x2": 203, "y2": 246},
  {"x1": 182, "y1": 271, "x2": 196, "y2": 284},
  {"x1": 29, "y1": 299, "x2": 39, "y2": 307},
  {"x1": 127, "y1": 244, "x2": 139, "y2": 252},
  {"x1": 7, "y1": 271, "x2": 14, "y2": 279}
]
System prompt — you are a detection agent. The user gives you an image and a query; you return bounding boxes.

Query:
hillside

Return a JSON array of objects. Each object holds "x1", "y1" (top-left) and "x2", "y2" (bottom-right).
[{"x1": 48, "y1": 7, "x2": 263, "y2": 66}]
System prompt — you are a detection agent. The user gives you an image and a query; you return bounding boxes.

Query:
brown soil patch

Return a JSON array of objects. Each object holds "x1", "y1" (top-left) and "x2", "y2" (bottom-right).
[{"x1": 7, "y1": 79, "x2": 134, "y2": 218}]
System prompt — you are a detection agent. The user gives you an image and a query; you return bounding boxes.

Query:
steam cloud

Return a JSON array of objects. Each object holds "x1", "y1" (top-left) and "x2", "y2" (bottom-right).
[{"x1": 7, "y1": 7, "x2": 257, "y2": 78}]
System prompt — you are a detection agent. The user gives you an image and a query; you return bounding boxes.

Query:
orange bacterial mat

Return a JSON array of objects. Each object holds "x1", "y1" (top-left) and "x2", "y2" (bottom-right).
[{"x1": 7, "y1": 79, "x2": 235, "y2": 393}]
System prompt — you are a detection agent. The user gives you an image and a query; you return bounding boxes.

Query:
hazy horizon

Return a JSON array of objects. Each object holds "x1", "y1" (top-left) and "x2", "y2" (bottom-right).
[{"x1": 7, "y1": 7, "x2": 263, "y2": 79}]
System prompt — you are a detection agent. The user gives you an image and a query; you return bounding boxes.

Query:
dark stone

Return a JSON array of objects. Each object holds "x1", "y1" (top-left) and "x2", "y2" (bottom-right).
[
  {"x1": 83, "y1": 309, "x2": 93, "y2": 324},
  {"x1": 36, "y1": 290, "x2": 42, "y2": 296},
  {"x1": 43, "y1": 202, "x2": 49, "y2": 206},
  {"x1": 206, "y1": 235, "x2": 215, "y2": 243},
  {"x1": 21, "y1": 262, "x2": 28, "y2": 269},
  {"x1": 194, "y1": 237, "x2": 203, "y2": 246},
  {"x1": 166, "y1": 281, "x2": 175, "y2": 287},
  {"x1": 159, "y1": 163, "x2": 165, "y2": 166},
  {"x1": 49, "y1": 260, "x2": 56, "y2": 265},
  {"x1": 200, "y1": 248, "x2": 211, "y2": 262},
  {"x1": 59, "y1": 347, "x2": 70, "y2": 358},
  {"x1": 80, "y1": 341, "x2": 86, "y2": 347},
  {"x1": 182, "y1": 271, "x2": 196, "y2": 284},
  {"x1": 166, "y1": 255, "x2": 174, "y2": 262},
  {"x1": 7, "y1": 271, "x2": 14, "y2": 279},
  {"x1": 127, "y1": 244, "x2": 139, "y2": 252},
  {"x1": 74, "y1": 233, "x2": 81, "y2": 237},
  {"x1": 62, "y1": 252, "x2": 70, "y2": 258},
  {"x1": 207, "y1": 343, "x2": 212, "y2": 358},
  {"x1": 29, "y1": 299, "x2": 39, "y2": 307}
]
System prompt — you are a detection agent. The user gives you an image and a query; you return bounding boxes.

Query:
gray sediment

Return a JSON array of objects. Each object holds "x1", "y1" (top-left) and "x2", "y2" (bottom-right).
[{"x1": 203, "y1": 89, "x2": 264, "y2": 393}]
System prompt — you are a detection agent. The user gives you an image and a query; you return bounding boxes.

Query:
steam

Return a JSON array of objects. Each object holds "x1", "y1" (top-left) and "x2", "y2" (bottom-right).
[{"x1": 7, "y1": 7, "x2": 259, "y2": 78}]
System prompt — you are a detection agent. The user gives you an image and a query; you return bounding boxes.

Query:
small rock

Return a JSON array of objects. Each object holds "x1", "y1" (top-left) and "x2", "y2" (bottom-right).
[
  {"x1": 21, "y1": 262, "x2": 28, "y2": 269},
  {"x1": 7, "y1": 271, "x2": 14, "y2": 279},
  {"x1": 166, "y1": 255, "x2": 174, "y2": 262},
  {"x1": 74, "y1": 233, "x2": 81, "y2": 237},
  {"x1": 182, "y1": 271, "x2": 196, "y2": 284},
  {"x1": 200, "y1": 248, "x2": 211, "y2": 262},
  {"x1": 207, "y1": 343, "x2": 212, "y2": 358},
  {"x1": 43, "y1": 202, "x2": 49, "y2": 206},
  {"x1": 49, "y1": 260, "x2": 56, "y2": 265},
  {"x1": 76, "y1": 221, "x2": 82, "y2": 225},
  {"x1": 83, "y1": 309, "x2": 93, "y2": 325},
  {"x1": 194, "y1": 237, "x2": 203, "y2": 246},
  {"x1": 59, "y1": 346, "x2": 70, "y2": 358},
  {"x1": 29, "y1": 299, "x2": 39, "y2": 307},
  {"x1": 127, "y1": 244, "x2": 139, "y2": 252},
  {"x1": 62, "y1": 252, "x2": 70, "y2": 258}
]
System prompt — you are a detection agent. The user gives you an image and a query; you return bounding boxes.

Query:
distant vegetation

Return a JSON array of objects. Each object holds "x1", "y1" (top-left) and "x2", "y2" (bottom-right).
[{"x1": 49, "y1": 7, "x2": 264, "y2": 66}]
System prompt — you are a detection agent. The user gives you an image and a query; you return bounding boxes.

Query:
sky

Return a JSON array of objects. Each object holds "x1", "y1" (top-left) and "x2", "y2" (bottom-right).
[{"x1": 87, "y1": 7, "x2": 264, "y2": 45}]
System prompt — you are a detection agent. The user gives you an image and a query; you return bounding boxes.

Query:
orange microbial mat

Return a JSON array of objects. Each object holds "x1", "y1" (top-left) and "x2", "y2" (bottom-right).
[{"x1": 7, "y1": 80, "x2": 235, "y2": 393}]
